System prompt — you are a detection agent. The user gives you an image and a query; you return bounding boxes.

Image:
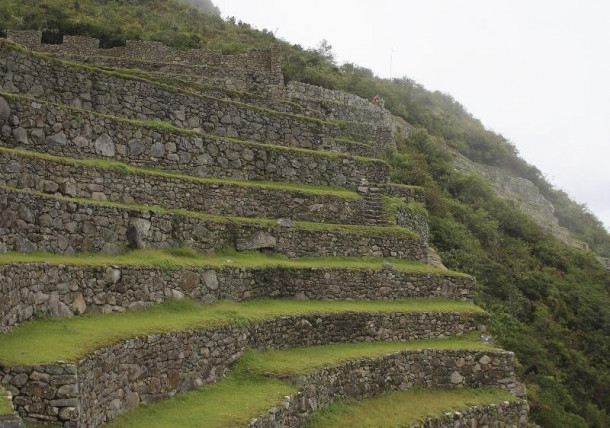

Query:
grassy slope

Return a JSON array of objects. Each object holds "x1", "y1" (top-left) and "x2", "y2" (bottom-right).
[
  {"x1": 240, "y1": 332, "x2": 495, "y2": 375},
  {"x1": 307, "y1": 388, "x2": 518, "y2": 428},
  {"x1": 0, "y1": 299, "x2": 484, "y2": 366},
  {"x1": 0, "y1": 248, "x2": 469, "y2": 277}
]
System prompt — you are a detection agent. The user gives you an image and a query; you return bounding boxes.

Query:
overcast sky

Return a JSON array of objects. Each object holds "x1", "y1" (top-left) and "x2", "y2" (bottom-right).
[{"x1": 214, "y1": 0, "x2": 610, "y2": 231}]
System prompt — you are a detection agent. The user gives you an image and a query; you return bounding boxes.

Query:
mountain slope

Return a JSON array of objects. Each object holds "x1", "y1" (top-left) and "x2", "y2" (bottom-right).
[{"x1": 0, "y1": 1, "x2": 608, "y2": 426}]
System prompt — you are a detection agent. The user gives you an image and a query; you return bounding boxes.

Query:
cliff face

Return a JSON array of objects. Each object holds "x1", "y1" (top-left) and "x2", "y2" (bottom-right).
[{"x1": 449, "y1": 147, "x2": 590, "y2": 251}]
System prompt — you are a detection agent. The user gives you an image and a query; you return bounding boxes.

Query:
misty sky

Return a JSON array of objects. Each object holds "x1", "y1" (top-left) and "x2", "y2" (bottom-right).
[{"x1": 213, "y1": 0, "x2": 610, "y2": 231}]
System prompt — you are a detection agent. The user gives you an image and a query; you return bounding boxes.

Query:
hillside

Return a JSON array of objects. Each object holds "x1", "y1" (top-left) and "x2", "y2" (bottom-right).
[{"x1": 0, "y1": 1, "x2": 608, "y2": 427}]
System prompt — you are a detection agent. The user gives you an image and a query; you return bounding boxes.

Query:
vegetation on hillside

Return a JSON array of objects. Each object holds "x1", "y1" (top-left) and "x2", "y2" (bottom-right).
[
  {"x1": 0, "y1": 1, "x2": 609, "y2": 426},
  {"x1": 389, "y1": 129, "x2": 610, "y2": 427}
]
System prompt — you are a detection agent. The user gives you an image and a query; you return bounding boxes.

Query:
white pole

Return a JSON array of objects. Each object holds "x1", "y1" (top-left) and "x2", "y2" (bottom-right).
[{"x1": 390, "y1": 47, "x2": 394, "y2": 80}]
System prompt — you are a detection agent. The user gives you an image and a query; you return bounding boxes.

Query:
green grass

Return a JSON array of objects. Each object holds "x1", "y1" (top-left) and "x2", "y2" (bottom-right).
[
  {"x1": 381, "y1": 196, "x2": 428, "y2": 224},
  {"x1": 240, "y1": 332, "x2": 495, "y2": 376},
  {"x1": 2, "y1": 184, "x2": 417, "y2": 239},
  {"x1": 0, "y1": 248, "x2": 471, "y2": 277},
  {"x1": 107, "y1": 371, "x2": 295, "y2": 428},
  {"x1": 106, "y1": 336, "x2": 505, "y2": 428},
  {"x1": 0, "y1": 388, "x2": 12, "y2": 416},
  {"x1": 307, "y1": 387, "x2": 519, "y2": 428},
  {"x1": 0, "y1": 299, "x2": 484, "y2": 366},
  {"x1": 0, "y1": 90, "x2": 387, "y2": 165},
  {"x1": 0, "y1": 146, "x2": 359, "y2": 199}
]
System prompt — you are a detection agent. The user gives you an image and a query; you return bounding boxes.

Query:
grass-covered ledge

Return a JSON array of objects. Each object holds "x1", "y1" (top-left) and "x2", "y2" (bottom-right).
[
  {"x1": 0, "y1": 90, "x2": 388, "y2": 166},
  {"x1": 1, "y1": 184, "x2": 419, "y2": 240},
  {"x1": 307, "y1": 387, "x2": 520, "y2": 428},
  {"x1": 0, "y1": 248, "x2": 471, "y2": 277},
  {"x1": 239, "y1": 332, "x2": 496, "y2": 376},
  {"x1": 107, "y1": 371, "x2": 296, "y2": 428},
  {"x1": 0, "y1": 146, "x2": 359, "y2": 199},
  {"x1": 103, "y1": 333, "x2": 506, "y2": 428},
  {"x1": 0, "y1": 299, "x2": 485, "y2": 366}
]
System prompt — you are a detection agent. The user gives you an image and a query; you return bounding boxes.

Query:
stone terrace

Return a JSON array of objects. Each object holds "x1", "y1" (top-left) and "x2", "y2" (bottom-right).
[{"x1": 0, "y1": 34, "x2": 527, "y2": 428}]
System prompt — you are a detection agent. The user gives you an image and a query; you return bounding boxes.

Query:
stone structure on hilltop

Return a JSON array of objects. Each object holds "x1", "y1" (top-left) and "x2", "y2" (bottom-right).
[{"x1": 0, "y1": 33, "x2": 528, "y2": 427}]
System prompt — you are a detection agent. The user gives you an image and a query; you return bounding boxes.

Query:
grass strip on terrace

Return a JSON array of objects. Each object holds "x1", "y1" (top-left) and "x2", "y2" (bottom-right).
[
  {"x1": 0, "y1": 299, "x2": 484, "y2": 366},
  {"x1": 1, "y1": 185, "x2": 418, "y2": 239},
  {"x1": 0, "y1": 146, "x2": 358, "y2": 199},
  {"x1": 239, "y1": 332, "x2": 496, "y2": 375},
  {"x1": 0, "y1": 91, "x2": 387, "y2": 165},
  {"x1": 106, "y1": 371, "x2": 294, "y2": 428},
  {"x1": 0, "y1": 248, "x2": 471, "y2": 277},
  {"x1": 307, "y1": 387, "x2": 519, "y2": 428}
]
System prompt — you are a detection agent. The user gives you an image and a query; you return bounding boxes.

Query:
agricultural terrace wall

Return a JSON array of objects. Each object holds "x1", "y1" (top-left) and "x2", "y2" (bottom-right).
[
  {"x1": 45, "y1": 53, "x2": 283, "y2": 95},
  {"x1": 0, "y1": 95, "x2": 389, "y2": 188},
  {"x1": 255, "y1": 395, "x2": 527, "y2": 428},
  {"x1": 0, "y1": 187, "x2": 427, "y2": 260},
  {"x1": 0, "y1": 151, "x2": 370, "y2": 225},
  {"x1": 285, "y1": 81, "x2": 393, "y2": 123},
  {"x1": 253, "y1": 349, "x2": 518, "y2": 427},
  {"x1": 0, "y1": 150, "x2": 428, "y2": 234},
  {"x1": 0, "y1": 263, "x2": 476, "y2": 331},
  {"x1": 2, "y1": 314, "x2": 492, "y2": 427},
  {"x1": 42, "y1": 52, "x2": 402, "y2": 132},
  {"x1": 396, "y1": 208, "x2": 429, "y2": 244},
  {"x1": 4, "y1": 32, "x2": 410, "y2": 135},
  {"x1": 0, "y1": 42, "x2": 392, "y2": 154},
  {"x1": 5, "y1": 31, "x2": 282, "y2": 84}
]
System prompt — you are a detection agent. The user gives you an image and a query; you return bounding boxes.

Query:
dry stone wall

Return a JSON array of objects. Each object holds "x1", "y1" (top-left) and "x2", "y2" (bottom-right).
[
  {"x1": 5, "y1": 31, "x2": 282, "y2": 85},
  {"x1": 284, "y1": 81, "x2": 397, "y2": 127},
  {"x1": 3, "y1": 312, "x2": 486, "y2": 427},
  {"x1": 0, "y1": 43, "x2": 392, "y2": 155},
  {"x1": 47, "y1": 53, "x2": 282, "y2": 95},
  {"x1": 396, "y1": 207, "x2": 430, "y2": 244},
  {"x1": 0, "y1": 95, "x2": 389, "y2": 188},
  {"x1": 254, "y1": 396, "x2": 527, "y2": 428},
  {"x1": 0, "y1": 151, "x2": 370, "y2": 226},
  {"x1": 0, "y1": 263, "x2": 476, "y2": 331},
  {"x1": 251, "y1": 349, "x2": 518, "y2": 427},
  {"x1": 0, "y1": 187, "x2": 427, "y2": 260},
  {"x1": 380, "y1": 183, "x2": 427, "y2": 204},
  {"x1": 4, "y1": 32, "x2": 402, "y2": 132}
]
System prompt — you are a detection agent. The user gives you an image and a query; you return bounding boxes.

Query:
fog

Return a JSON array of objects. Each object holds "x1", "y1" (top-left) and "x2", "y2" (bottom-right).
[{"x1": 213, "y1": 0, "x2": 610, "y2": 231}]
